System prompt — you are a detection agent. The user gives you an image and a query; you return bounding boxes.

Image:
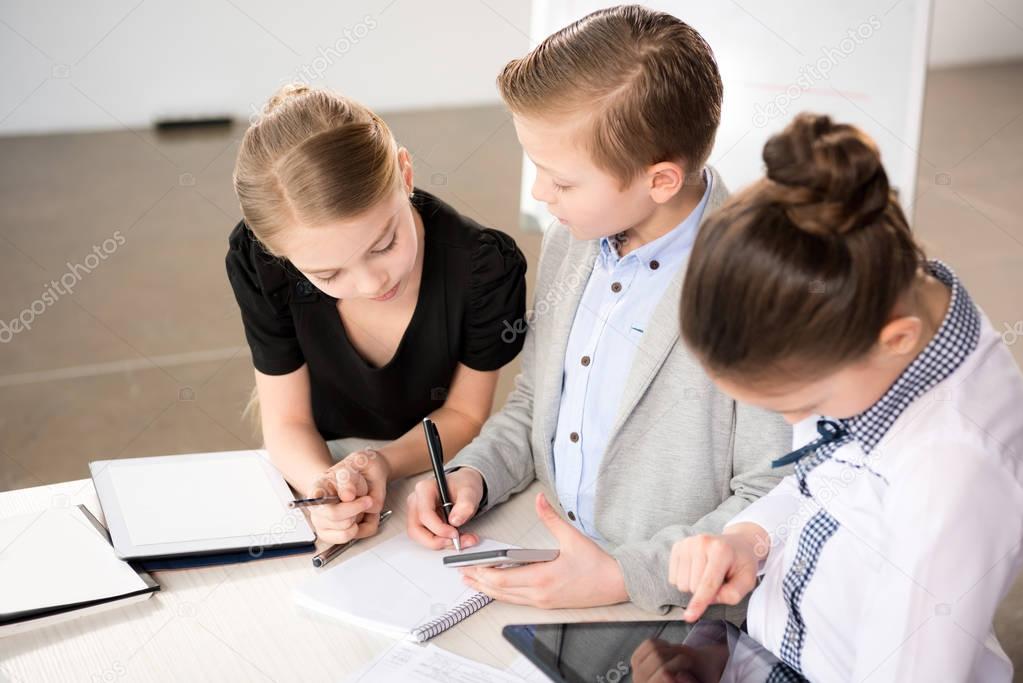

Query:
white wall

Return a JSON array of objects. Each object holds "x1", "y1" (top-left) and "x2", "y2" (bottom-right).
[
  {"x1": 0, "y1": 0, "x2": 1020, "y2": 136},
  {"x1": 929, "y1": 0, "x2": 1023, "y2": 67},
  {"x1": 0, "y1": 0, "x2": 532, "y2": 135}
]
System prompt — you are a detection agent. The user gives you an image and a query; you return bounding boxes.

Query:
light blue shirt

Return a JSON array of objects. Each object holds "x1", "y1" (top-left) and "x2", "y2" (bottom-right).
[{"x1": 552, "y1": 169, "x2": 713, "y2": 539}]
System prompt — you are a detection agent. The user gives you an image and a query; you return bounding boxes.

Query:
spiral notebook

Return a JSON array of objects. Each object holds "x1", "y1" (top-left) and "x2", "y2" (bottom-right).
[{"x1": 294, "y1": 533, "x2": 515, "y2": 642}]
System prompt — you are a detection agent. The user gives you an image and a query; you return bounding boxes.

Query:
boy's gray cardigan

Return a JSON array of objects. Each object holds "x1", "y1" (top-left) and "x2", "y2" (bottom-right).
[{"x1": 448, "y1": 167, "x2": 791, "y2": 615}]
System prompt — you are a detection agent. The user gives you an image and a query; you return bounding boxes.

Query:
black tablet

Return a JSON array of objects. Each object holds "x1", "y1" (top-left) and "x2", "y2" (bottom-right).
[
  {"x1": 502, "y1": 620, "x2": 696, "y2": 683},
  {"x1": 501, "y1": 618, "x2": 801, "y2": 683}
]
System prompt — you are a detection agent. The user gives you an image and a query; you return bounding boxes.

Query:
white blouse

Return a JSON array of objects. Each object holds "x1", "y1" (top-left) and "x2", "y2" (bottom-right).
[{"x1": 727, "y1": 262, "x2": 1023, "y2": 682}]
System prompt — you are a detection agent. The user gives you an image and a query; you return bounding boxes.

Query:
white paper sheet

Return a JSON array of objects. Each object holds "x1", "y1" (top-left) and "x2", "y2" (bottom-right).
[
  {"x1": 108, "y1": 454, "x2": 287, "y2": 546},
  {"x1": 505, "y1": 655, "x2": 550, "y2": 682},
  {"x1": 349, "y1": 642, "x2": 525, "y2": 683},
  {"x1": 0, "y1": 507, "x2": 147, "y2": 615}
]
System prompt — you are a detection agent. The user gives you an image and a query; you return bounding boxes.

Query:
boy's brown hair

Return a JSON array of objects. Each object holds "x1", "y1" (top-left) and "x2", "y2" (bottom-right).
[{"x1": 497, "y1": 4, "x2": 723, "y2": 184}]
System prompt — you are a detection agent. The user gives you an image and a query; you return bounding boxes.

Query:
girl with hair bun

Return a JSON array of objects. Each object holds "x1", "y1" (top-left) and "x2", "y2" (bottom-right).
[
  {"x1": 225, "y1": 84, "x2": 526, "y2": 547},
  {"x1": 660, "y1": 113, "x2": 1023, "y2": 681}
]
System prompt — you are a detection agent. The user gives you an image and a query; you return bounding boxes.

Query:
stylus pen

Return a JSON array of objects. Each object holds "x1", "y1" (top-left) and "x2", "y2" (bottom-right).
[
  {"x1": 288, "y1": 495, "x2": 341, "y2": 508},
  {"x1": 422, "y1": 417, "x2": 461, "y2": 551},
  {"x1": 312, "y1": 510, "x2": 393, "y2": 568}
]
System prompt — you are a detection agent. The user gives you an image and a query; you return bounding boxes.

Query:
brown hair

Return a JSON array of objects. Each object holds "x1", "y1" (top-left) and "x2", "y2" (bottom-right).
[
  {"x1": 681, "y1": 113, "x2": 926, "y2": 384},
  {"x1": 497, "y1": 4, "x2": 723, "y2": 184},
  {"x1": 233, "y1": 83, "x2": 402, "y2": 256}
]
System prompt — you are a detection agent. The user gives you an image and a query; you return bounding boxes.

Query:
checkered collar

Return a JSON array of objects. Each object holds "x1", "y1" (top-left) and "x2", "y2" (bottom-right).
[{"x1": 838, "y1": 260, "x2": 981, "y2": 455}]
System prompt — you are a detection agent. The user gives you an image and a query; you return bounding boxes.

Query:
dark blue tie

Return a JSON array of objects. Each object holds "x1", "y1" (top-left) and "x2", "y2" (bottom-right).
[{"x1": 771, "y1": 419, "x2": 848, "y2": 469}]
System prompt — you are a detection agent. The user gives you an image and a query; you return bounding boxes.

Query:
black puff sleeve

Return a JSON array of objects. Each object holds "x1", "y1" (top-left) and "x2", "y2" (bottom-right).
[
  {"x1": 225, "y1": 221, "x2": 305, "y2": 375},
  {"x1": 461, "y1": 228, "x2": 528, "y2": 371}
]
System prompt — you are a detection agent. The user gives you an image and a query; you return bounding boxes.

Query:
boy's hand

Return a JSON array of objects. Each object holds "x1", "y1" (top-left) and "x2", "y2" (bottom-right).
[
  {"x1": 670, "y1": 523, "x2": 769, "y2": 622},
  {"x1": 458, "y1": 493, "x2": 628, "y2": 609},
  {"x1": 406, "y1": 467, "x2": 484, "y2": 550}
]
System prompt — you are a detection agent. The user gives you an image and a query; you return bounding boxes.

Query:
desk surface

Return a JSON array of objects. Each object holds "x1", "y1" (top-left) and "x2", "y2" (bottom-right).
[{"x1": 0, "y1": 472, "x2": 674, "y2": 682}]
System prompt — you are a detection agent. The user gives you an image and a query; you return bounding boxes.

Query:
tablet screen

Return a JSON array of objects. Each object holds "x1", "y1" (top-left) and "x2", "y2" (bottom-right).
[
  {"x1": 90, "y1": 450, "x2": 315, "y2": 559},
  {"x1": 502, "y1": 619, "x2": 804, "y2": 683},
  {"x1": 109, "y1": 455, "x2": 284, "y2": 545},
  {"x1": 503, "y1": 620, "x2": 696, "y2": 682}
]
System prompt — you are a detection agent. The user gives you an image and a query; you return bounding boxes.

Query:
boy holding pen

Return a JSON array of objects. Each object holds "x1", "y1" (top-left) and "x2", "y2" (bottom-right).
[{"x1": 405, "y1": 5, "x2": 790, "y2": 614}]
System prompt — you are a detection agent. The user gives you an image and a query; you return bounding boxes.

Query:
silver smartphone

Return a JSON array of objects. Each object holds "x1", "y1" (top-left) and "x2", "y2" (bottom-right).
[{"x1": 443, "y1": 548, "x2": 560, "y2": 568}]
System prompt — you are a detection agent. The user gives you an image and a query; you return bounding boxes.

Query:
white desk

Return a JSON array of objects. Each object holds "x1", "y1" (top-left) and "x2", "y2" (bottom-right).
[{"x1": 0, "y1": 473, "x2": 676, "y2": 682}]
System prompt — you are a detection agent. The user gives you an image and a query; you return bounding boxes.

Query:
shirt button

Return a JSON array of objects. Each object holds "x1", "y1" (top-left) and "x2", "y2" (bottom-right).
[
  {"x1": 569, "y1": 431, "x2": 580, "y2": 443},
  {"x1": 581, "y1": 355, "x2": 591, "y2": 366},
  {"x1": 650, "y1": 260, "x2": 660, "y2": 270},
  {"x1": 567, "y1": 510, "x2": 577, "y2": 521},
  {"x1": 611, "y1": 282, "x2": 622, "y2": 293}
]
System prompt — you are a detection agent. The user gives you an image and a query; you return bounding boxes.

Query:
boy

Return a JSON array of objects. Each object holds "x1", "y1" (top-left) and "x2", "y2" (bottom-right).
[{"x1": 407, "y1": 5, "x2": 790, "y2": 614}]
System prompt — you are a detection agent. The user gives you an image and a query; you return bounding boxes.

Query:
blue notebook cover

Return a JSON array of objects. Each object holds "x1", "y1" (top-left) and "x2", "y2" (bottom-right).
[{"x1": 139, "y1": 542, "x2": 315, "y2": 571}]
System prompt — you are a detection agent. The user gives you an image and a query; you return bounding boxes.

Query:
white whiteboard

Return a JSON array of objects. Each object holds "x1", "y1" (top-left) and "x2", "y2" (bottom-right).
[{"x1": 520, "y1": 0, "x2": 933, "y2": 231}]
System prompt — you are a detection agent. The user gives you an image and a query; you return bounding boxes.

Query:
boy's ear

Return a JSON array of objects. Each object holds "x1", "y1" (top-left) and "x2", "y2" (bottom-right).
[{"x1": 647, "y1": 160, "x2": 688, "y2": 204}]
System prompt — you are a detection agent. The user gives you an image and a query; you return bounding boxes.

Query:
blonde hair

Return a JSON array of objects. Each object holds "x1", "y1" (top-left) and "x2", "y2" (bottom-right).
[
  {"x1": 242, "y1": 387, "x2": 262, "y2": 437},
  {"x1": 497, "y1": 5, "x2": 723, "y2": 185},
  {"x1": 234, "y1": 84, "x2": 403, "y2": 430},
  {"x1": 233, "y1": 83, "x2": 402, "y2": 256}
]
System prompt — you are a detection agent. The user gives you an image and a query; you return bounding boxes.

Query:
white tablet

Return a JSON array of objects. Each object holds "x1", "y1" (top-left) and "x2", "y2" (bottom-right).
[{"x1": 90, "y1": 450, "x2": 315, "y2": 560}]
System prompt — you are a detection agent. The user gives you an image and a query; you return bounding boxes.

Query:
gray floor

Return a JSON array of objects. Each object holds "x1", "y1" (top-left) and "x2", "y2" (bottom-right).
[{"x1": 1, "y1": 61, "x2": 1021, "y2": 671}]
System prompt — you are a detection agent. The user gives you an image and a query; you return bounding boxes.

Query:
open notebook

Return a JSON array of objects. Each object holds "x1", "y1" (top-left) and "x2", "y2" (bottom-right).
[
  {"x1": 0, "y1": 505, "x2": 158, "y2": 636},
  {"x1": 294, "y1": 533, "x2": 515, "y2": 642}
]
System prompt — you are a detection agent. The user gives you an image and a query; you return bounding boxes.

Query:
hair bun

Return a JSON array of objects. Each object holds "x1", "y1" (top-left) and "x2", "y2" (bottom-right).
[
  {"x1": 266, "y1": 83, "x2": 312, "y2": 114},
  {"x1": 762, "y1": 113, "x2": 889, "y2": 236}
]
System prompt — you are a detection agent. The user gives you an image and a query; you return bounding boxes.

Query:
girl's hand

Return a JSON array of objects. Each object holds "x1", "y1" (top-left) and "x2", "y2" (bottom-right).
[
  {"x1": 308, "y1": 449, "x2": 391, "y2": 544},
  {"x1": 670, "y1": 523, "x2": 769, "y2": 622}
]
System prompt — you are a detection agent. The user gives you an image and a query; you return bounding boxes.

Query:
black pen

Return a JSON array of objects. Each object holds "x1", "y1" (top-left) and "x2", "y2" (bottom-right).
[
  {"x1": 422, "y1": 417, "x2": 461, "y2": 551},
  {"x1": 288, "y1": 495, "x2": 341, "y2": 508}
]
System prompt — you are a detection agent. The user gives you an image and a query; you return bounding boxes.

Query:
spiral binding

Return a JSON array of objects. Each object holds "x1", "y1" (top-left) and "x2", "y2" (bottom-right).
[{"x1": 411, "y1": 592, "x2": 494, "y2": 642}]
